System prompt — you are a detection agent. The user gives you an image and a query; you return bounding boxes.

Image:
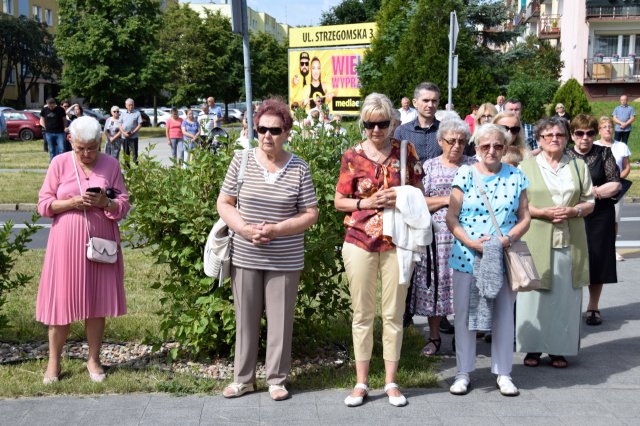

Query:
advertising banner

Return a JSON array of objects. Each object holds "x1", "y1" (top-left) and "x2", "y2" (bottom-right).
[{"x1": 288, "y1": 23, "x2": 375, "y2": 117}]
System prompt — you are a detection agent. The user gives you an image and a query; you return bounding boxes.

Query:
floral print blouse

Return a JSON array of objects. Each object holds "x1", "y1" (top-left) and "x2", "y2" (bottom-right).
[{"x1": 336, "y1": 138, "x2": 424, "y2": 252}]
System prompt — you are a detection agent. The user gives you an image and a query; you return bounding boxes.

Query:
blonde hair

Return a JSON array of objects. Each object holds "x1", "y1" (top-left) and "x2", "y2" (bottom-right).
[
  {"x1": 359, "y1": 92, "x2": 397, "y2": 128},
  {"x1": 493, "y1": 111, "x2": 529, "y2": 166}
]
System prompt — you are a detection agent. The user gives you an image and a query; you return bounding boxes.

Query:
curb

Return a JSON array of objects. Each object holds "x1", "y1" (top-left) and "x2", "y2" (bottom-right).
[{"x1": 0, "y1": 203, "x2": 37, "y2": 212}]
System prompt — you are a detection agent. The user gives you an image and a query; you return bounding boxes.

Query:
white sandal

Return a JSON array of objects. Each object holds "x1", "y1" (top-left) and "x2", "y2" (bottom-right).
[
  {"x1": 344, "y1": 383, "x2": 369, "y2": 407},
  {"x1": 268, "y1": 384, "x2": 290, "y2": 401},
  {"x1": 222, "y1": 382, "x2": 255, "y2": 398},
  {"x1": 384, "y1": 382, "x2": 407, "y2": 407}
]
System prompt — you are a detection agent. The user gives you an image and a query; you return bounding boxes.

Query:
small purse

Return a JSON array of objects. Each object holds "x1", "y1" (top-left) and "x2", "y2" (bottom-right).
[
  {"x1": 72, "y1": 153, "x2": 118, "y2": 264},
  {"x1": 204, "y1": 149, "x2": 249, "y2": 282},
  {"x1": 472, "y1": 168, "x2": 541, "y2": 292}
]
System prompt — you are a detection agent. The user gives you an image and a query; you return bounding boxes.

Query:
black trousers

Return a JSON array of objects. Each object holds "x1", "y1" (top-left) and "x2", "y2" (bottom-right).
[{"x1": 122, "y1": 137, "x2": 139, "y2": 165}]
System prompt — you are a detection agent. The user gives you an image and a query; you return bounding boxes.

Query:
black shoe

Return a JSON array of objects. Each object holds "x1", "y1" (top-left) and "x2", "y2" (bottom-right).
[
  {"x1": 439, "y1": 317, "x2": 455, "y2": 334},
  {"x1": 483, "y1": 332, "x2": 492, "y2": 343},
  {"x1": 403, "y1": 314, "x2": 414, "y2": 328}
]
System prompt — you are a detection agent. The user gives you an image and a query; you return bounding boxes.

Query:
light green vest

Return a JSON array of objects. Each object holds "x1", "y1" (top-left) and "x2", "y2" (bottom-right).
[{"x1": 519, "y1": 157, "x2": 590, "y2": 290}]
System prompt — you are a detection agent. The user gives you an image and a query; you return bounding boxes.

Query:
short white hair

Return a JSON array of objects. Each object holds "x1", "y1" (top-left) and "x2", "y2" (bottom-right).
[
  {"x1": 69, "y1": 116, "x2": 102, "y2": 143},
  {"x1": 125, "y1": 98, "x2": 134, "y2": 105}
]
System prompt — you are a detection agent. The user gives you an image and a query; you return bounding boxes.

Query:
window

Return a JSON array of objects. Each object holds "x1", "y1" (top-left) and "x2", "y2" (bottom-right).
[
  {"x1": 32, "y1": 5, "x2": 41, "y2": 22},
  {"x1": 2, "y1": 0, "x2": 13, "y2": 15},
  {"x1": 45, "y1": 9, "x2": 52, "y2": 26},
  {"x1": 7, "y1": 69, "x2": 16, "y2": 85},
  {"x1": 594, "y1": 35, "x2": 618, "y2": 57}
]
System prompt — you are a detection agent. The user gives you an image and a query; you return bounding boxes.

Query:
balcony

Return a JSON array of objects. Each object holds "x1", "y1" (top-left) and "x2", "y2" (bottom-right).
[
  {"x1": 584, "y1": 57, "x2": 640, "y2": 83},
  {"x1": 587, "y1": 6, "x2": 640, "y2": 21},
  {"x1": 538, "y1": 14, "x2": 561, "y2": 39},
  {"x1": 524, "y1": 1, "x2": 540, "y2": 23}
]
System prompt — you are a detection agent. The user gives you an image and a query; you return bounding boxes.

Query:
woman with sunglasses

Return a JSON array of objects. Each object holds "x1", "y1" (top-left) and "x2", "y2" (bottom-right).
[
  {"x1": 446, "y1": 124, "x2": 531, "y2": 396},
  {"x1": 568, "y1": 115, "x2": 621, "y2": 327},
  {"x1": 516, "y1": 117, "x2": 595, "y2": 369},
  {"x1": 104, "y1": 106, "x2": 123, "y2": 159},
  {"x1": 409, "y1": 118, "x2": 476, "y2": 357},
  {"x1": 493, "y1": 111, "x2": 529, "y2": 167},
  {"x1": 217, "y1": 98, "x2": 318, "y2": 401},
  {"x1": 465, "y1": 103, "x2": 498, "y2": 156},
  {"x1": 335, "y1": 93, "x2": 425, "y2": 407}
]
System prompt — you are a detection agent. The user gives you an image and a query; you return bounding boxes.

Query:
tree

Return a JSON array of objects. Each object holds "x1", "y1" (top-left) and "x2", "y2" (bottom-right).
[
  {"x1": 249, "y1": 32, "x2": 288, "y2": 100},
  {"x1": 0, "y1": 15, "x2": 61, "y2": 108},
  {"x1": 507, "y1": 74, "x2": 559, "y2": 123},
  {"x1": 548, "y1": 78, "x2": 592, "y2": 118},
  {"x1": 320, "y1": 0, "x2": 382, "y2": 25},
  {"x1": 55, "y1": 0, "x2": 165, "y2": 108}
]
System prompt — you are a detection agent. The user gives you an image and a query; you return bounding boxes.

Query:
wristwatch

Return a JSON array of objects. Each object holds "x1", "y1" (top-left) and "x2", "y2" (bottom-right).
[
  {"x1": 105, "y1": 198, "x2": 113, "y2": 209},
  {"x1": 575, "y1": 206, "x2": 582, "y2": 217},
  {"x1": 506, "y1": 234, "x2": 513, "y2": 247}
]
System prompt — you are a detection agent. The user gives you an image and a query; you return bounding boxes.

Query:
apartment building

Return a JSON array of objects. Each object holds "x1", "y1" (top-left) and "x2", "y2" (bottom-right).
[{"x1": 516, "y1": 0, "x2": 640, "y2": 100}]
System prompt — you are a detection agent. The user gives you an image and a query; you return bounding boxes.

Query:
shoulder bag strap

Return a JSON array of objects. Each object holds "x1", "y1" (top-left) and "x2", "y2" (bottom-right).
[
  {"x1": 400, "y1": 140, "x2": 408, "y2": 186},
  {"x1": 471, "y1": 166, "x2": 503, "y2": 238},
  {"x1": 229, "y1": 149, "x2": 250, "y2": 238},
  {"x1": 71, "y1": 153, "x2": 92, "y2": 241},
  {"x1": 572, "y1": 157, "x2": 583, "y2": 196}
]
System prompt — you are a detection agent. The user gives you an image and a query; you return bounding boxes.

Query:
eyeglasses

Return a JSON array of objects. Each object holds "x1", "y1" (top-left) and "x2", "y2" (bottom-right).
[
  {"x1": 500, "y1": 125, "x2": 521, "y2": 135},
  {"x1": 73, "y1": 146, "x2": 99, "y2": 154},
  {"x1": 362, "y1": 120, "x2": 391, "y2": 129},
  {"x1": 441, "y1": 137, "x2": 467, "y2": 146},
  {"x1": 257, "y1": 126, "x2": 283, "y2": 135},
  {"x1": 480, "y1": 114, "x2": 493, "y2": 120},
  {"x1": 573, "y1": 130, "x2": 596, "y2": 138},
  {"x1": 112, "y1": 110, "x2": 119, "y2": 114},
  {"x1": 300, "y1": 61, "x2": 309, "y2": 66},
  {"x1": 600, "y1": 125, "x2": 613, "y2": 130},
  {"x1": 540, "y1": 133, "x2": 566, "y2": 141},
  {"x1": 477, "y1": 143, "x2": 505, "y2": 153}
]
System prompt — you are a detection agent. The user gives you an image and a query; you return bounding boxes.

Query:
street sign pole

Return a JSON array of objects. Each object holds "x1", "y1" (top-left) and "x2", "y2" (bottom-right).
[{"x1": 232, "y1": 0, "x2": 253, "y2": 141}]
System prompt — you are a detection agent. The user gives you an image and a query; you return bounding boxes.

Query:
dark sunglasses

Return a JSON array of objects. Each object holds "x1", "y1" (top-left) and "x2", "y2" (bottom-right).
[
  {"x1": 500, "y1": 125, "x2": 521, "y2": 135},
  {"x1": 573, "y1": 130, "x2": 596, "y2": 138},
  {"x1": 441, "y1": 137, "x2": 467, "y2": 146},
  {"x1": 300, "y1": 61, "x2": 309, "y2": 66},
  {"x1": 477, "y1": 143, "x2": 505, "y2": 153},
  {"x1": 362, "y1": 120, "x2": 391, "y2": 130},
  {"x1": 257, "y1": 126, "x2": 283, "y2": 135}
]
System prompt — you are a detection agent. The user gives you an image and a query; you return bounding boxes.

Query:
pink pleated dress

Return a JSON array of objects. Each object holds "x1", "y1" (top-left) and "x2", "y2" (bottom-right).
[{"x1": 36, "y1": 152, "x2": 130, "y2": 325}]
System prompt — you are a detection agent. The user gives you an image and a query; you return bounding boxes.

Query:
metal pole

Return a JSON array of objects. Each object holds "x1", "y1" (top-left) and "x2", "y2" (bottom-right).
[
  {"x1": 241, "y1": 0, "x2": 254, "y2": 142},
  {"x1": 447, "y1": 12, "x2": 454, "y2": 110}
]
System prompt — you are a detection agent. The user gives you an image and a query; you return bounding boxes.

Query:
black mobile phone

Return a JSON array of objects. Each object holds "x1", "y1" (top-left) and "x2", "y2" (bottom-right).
[{"x1": 86, "y1": 187, "x2": 101, "y2": 193}]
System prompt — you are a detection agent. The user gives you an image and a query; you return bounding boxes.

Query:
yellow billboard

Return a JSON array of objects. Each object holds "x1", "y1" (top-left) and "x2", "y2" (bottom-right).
[
  {"x1": 288, "y1": 23, "x2": 375, "y2": 117},
  {"x1": 289, "y1": 47, "x2": 367, "y2": 116},
  {"x1": 289, "y1": 22, "x2": 376, "y2": 48}
]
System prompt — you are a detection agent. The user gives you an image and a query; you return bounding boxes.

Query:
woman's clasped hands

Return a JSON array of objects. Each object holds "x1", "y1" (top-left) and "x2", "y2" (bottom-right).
[
  {"x1": 362, "y1": 188, "x2": 397, "y2": 210},
  {"x1": 242, "y1": 221, "x2": 277, "y2": 245},
  {"x1": 541, "y1": 206, "x2": 580, "y2": 223}
]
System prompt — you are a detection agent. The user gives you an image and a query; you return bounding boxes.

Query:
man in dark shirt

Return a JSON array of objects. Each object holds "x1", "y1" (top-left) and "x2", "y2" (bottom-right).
[
  {"x1": 40, "y1": 98, "x2": 68, "y2": 161},
  {"x1": 393, "y1": 82, "x2": 441, "y2": 164}
]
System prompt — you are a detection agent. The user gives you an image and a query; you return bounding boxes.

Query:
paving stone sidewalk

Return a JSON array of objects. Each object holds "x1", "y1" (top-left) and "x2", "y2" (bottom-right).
[{"x1": 2, "y1": 255, "x2": 639, "y2": 425}]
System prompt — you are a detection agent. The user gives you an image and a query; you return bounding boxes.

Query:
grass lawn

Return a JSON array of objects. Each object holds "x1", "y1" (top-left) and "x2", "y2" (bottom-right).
[
  {"x1": 0, "y1": 248, "x2": 440, "y2": 397},
  {"x1": 0, "y1": 139, "x2": 49, "y2": 169},
  {"x1": 589, "y1": 101, "x2": 640, "y2": 162},
  {"x1": 0, "y1": 172, "x2": 44, "y2": 204}
]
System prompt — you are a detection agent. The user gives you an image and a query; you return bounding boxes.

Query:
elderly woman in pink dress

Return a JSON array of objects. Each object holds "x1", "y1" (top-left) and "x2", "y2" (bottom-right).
[{"x1": 37, "y1": 116, "x2": 130, "y2": 384}]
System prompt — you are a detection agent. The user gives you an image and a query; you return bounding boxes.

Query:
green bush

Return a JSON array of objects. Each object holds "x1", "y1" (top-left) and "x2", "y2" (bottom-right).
[
  {"x1": 547, "y1": 78, "x2": 592, "y2": 118},
  {"x1": 123, "y1": 129, "x2": 357, "y2": 359},
  {"x1": 0, "y1": 214, "x2": 38, "y2": 331},
  {"x1": 507, "y1": 74, "x2": 560, "y2": 123}
]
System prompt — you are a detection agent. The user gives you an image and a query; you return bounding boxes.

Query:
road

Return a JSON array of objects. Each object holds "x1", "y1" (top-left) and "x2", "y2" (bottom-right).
[{"x1": 4, "y1": 203, "x2": 640, "y2": 249}]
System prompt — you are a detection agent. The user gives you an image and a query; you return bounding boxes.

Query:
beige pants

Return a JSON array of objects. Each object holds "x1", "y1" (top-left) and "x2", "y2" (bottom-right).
[
  {"x1": 342, "y1": 242, "x2": 407, "y2": 362},
  {"x1": 231, "y1": 266, "x2": 300, "y2": 386}
]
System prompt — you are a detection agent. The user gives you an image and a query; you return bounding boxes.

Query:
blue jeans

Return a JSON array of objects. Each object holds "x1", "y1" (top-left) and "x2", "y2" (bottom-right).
[
  {"x1": 170, "y1": 138, "x2": 181, "y2": 161},
  {"x1": 45, "y1": 132, "x2": 66, "y2": 161}
]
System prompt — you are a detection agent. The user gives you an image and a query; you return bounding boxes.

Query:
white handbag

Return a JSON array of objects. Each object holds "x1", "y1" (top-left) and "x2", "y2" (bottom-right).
[
  {"x1": 204, "y1": 149, "x2": 249, "y2": 281},
  {"x1": 72, "y1": 153, "x2": 118, "y2": 264}
]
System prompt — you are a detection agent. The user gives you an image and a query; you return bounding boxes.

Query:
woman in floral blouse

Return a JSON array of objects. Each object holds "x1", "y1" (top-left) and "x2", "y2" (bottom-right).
[{"x1": 335, "y1": 92, "x2": 424, "y2": 408}]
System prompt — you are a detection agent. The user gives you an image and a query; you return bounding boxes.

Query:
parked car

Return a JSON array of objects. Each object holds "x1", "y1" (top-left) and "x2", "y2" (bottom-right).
[
  {"x1": 141, "y1": 108, "x2": 172, "y2": 127},
  {"x1": 65, "y1": 105, "x2": 107, "y2": 126},
  {"x1": 227, "y1": 108, "x2": 244, "y2": 123},
  {"x1": 2, "y1": 110, "x2": 43, "y2": 141},
  {"x1": 0, "y1": 106, "x2": 15, "y2": 113}
]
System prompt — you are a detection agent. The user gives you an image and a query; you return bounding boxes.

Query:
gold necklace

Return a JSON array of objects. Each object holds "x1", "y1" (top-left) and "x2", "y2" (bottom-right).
[{"x1": 364, "y1": 141, "x2": 391, "y2": 163}]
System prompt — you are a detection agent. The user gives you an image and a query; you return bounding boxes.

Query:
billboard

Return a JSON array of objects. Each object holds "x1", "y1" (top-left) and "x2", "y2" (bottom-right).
[{"x1": 288, "y1": 23, "x2": 376, "y2": 116}]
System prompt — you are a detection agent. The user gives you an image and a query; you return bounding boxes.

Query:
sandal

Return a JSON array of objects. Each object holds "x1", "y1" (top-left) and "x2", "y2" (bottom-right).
[
  {"x1": 523, "y1": 352, "x2": 541, "y2": 367},
  {"x1": 549, "y1": 355, "x2": 568, "y2": 369},
  {"x1": 586, "y1": 310, "x2": 602, "y2": 326},
  {"x1": 420, "y1": 338, "x2": 441, "y2": 356},
  {"x1": 222, "y1": 382, "x2": 255, "y2": 398},
  {"x1": 268, "y1": 384, "x2": 290, "y2": 401}
]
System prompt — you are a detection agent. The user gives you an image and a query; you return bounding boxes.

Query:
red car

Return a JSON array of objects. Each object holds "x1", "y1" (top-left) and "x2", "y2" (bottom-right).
[{"x1": 2, "y1": 110, "x2": 43, "y2": 141}]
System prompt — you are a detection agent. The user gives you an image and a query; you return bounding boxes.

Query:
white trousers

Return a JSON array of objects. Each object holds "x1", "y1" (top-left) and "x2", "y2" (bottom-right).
[{"x1": 453, "y1": 270, "x2": 517, "y2": 376}]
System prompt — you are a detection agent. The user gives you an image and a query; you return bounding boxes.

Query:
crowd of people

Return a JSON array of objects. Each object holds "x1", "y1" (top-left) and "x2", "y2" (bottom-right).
[{"x1": 34, "y1": 84, "x2": 633, "y2": 406}]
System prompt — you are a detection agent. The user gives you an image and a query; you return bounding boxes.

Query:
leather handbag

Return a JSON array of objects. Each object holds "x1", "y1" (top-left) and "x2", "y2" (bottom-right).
[
  {"x1": 72, "y1": 153, "x2": 119, "y2": 264},
  {"x1": 472, "y1": 168, "x2": 541, "y2": 292},
  {"x1": 204, "y1": 149, "x2": 249, "y2": 282}
]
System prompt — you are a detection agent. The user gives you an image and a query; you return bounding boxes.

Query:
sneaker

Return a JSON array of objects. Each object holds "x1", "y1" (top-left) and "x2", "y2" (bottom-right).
[
  {"x1": 496, "y1": 375, "x2": 519, "y2": 397},
  {"x1": 616, "y1": 252, "x2": 625, "y2": 261},
  {"x1": 449, "y1": 373, "x2": 470, "y2": 395},
  {"x1": 439, "y1": 317, "x2": 455, "y2": 334}
]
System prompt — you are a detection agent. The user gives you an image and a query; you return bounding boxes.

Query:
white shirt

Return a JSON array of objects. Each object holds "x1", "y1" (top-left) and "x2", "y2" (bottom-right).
[
  {"x1": 595, "y1": 140, "x2": 631, "y2": 172},
  {"x1": 398, "y1": 107, "x2": 417, "y2": 124}
]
